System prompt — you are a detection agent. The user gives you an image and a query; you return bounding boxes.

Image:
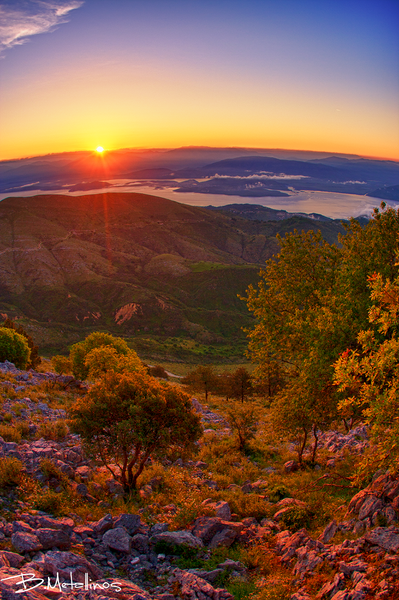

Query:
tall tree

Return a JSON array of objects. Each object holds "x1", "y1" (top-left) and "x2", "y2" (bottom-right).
[
  {"x1": 334, "y1": 272, "x2": 399, "y2": 471},
  {"x1": 245, "y1": 204, "x2": 399, "y2": 460}
]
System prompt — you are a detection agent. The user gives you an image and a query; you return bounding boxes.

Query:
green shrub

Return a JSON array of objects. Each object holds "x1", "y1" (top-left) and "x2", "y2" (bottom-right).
[
  {"x1": 69, "y1": 332, "x2": 142, "y2": 380},
  {"x1": 0, "y1": 328, "x2": 30, "y2": 369},
  {"x1": 39, "y1": 459, "x2": 67, "y2": 485},
  {"x1": 0, "y1": 457, "x2": 24, "y2": 488},
  {"x1": 2, "y1": 318, "x2": 41, "y2": 370},
  {"x1": 279, "y1": 506, "x2": 312, "y2": 532},
  {"x1": 0, "y1": 424, "x2": 21, "y2": 443},
  {"x1": 16, "y1": 421, "x2": 30, "y2": 439},
  {"x1": 33, "y1": 489, "x2": 64, "y2": 515},
  {"x1": 268, "y1": 484, "x2": 290, "y2": 503},
  {"x1": 148, "y1": 365, "x2": 169, "y2": 379},
  {"x1": 37, "y1": 420, "x2": 69, "y2": 441},
  {"x1": 51, "y1": 355, "x2": 72, "y2": 375}
]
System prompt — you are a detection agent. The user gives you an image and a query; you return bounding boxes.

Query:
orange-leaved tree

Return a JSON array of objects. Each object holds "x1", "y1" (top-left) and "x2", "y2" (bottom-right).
[{"x1": 69, "y1": 370, "x2": 202, "y2": 491}]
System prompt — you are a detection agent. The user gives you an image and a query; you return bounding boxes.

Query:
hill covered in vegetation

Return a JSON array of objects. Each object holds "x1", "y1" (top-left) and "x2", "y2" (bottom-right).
[{"x1": 0, "y1": 192, "x2": 346, "y2": 358}]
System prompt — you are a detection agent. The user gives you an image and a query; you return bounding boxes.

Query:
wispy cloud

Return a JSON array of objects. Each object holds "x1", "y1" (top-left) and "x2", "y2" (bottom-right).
[{"x1": 0, "y1": 1, "x2": 84, "y2": 54}]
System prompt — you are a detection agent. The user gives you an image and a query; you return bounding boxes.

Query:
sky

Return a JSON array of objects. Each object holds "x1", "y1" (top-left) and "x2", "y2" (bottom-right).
[{"x1": 0, "y1": 0, "x2": 398, "y2": 161}]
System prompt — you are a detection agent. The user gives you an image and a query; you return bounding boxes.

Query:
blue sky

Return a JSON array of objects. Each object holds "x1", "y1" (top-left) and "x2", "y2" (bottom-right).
[{"x1": 0, "y1": 0, "x2": 398, "y2": 160}]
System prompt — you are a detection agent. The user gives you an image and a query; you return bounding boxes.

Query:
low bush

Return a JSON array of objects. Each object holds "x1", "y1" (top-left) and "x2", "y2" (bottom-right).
[
  {"x1": 279, "y1": 506, "x2": 312, "y2": 532},
  {"x1": 0, "y1": 328, "x2": 30, "y2": 369},
  {"x1": 0, "y1": 424, "x2": 21, "y2": 443},
  {"x1": 36, "y1": 420, "x2": 69, "y2": 441},
  {"x1": 267, "y1": 484, "x2": 291, "y2": 503},
  {"x1": 0, "y1": 457, "x2": 24, "y2": 488},
  {"x1": 39, "y1": 459, "x2": 67, "y2": 484},
  {"x1": 33, "y1": 489, "x2": 65, "y2": 515},
  {"x1": 16, "y1": 421, "x2": 30, "y2": 439},
  {"x1": 51, "y1": 355, "x2": 72, "y2": 375}
]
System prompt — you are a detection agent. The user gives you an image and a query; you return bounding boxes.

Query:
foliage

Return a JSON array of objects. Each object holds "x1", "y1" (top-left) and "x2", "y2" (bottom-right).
[
  {"x1": 36, "y1": 420, "x2": 69, "y2": 441},
  {"x1": 279, "y1": 506, "x2": 312, "y2": 532},
  {"x1": 0, "y1": 457, "x2": 24, "y2": 488},
  {"x1": 334, "y1": 272, "x2": 399, "y2": 470},
  {"x1": 267, "y1": 484, "x2": 290, "y2": 503},
  {"x1": 219, "y1": 367, "x2": 253, "y2": 402},
  {"x1": 246, "y1": 204, "x2": 399, "y2": 461},
  {"x1": 2, "y1": 318, "x2": 41, "y2": 369},
  {"x1": 69, "y1": 370, "x2": 202, "y2": 491},
  {"x1": 84, "y1": 345, "x2": 145, "y2": 380},
  {"x1": 223, "y1": 400, "x2": 259, "y2": 452},
  {"x1": 182, "y1": 365, "x2": 219, "y2": 401},
  {"x1": 0, "y1": 425, "x2": 22, "y2": 443},
  {"x1": 33, "y1": 489, "x2": 65, "y2": 515},
  {"x1": 69, "y1": 331, "x2": 142, "y2": 380},
  {"x1": 147, "y1": 364, "x2": 169, "y2": 379},
  {"x1": 51, "y1": 355, "x2": 72, "y2": 375},
  {"x1": 0, "y1": 328, "x2": 31, "y2": 370}
]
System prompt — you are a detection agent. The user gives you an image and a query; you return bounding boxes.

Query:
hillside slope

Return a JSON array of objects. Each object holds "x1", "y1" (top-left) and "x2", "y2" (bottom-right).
[{"x1": 0, "y1": 192, "x2": 345, "y2": 356}]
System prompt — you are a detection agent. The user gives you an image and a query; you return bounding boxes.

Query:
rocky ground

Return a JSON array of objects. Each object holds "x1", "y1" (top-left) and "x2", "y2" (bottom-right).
[{"x1": 0, "y1": 361, "x2": 398, "y2": 599}]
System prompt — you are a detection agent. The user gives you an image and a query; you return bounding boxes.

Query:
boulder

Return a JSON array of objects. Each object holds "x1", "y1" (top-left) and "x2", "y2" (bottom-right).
[
  {"x1": 208, "y1": 528, "x2": 237, "y2": 549},
  {"x1": 11, "y1": 532, "x2": 43, "y2": 553},
  {"x1": 36, "y1": 528, "x2": 71, "y2": 550},
  {"x1": 319, "y1": 520, "x2": 338, "y2": 544},
  {"x1": 294, "y1": 547, "x2": 323, "y2": 577},
  {"x1": 173, "y1": 568, "x2": 234, "y2": 600},
  {"x1": 151, "y1": 530, "x2": 204, "y2": 549},
  {"x1": 284, "y1": 460, "x2": 299, "y2": 473},
  {"x1": 365, "y1": 526, "x2": 399, "y2": 552},
  {"x1": 41, "y1": 550, "x2": 103, "y2": 583},
  {"x1": 114, "y1": 513, "x2": 141, "y2": 535},
  {"x1": 93, "y1": 514, "x2": 113, "y2": 534},
  {"x1": 358, "y1": 494, "x2": 384, "y2": 520},
  {"x1": 102, "y1": 527, "x2": 131, "y2": 553}
]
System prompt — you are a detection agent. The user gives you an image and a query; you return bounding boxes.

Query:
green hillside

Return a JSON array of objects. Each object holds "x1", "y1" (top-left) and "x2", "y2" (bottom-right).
[{"x1": 0, "y1": 192, "x2": 345, "y2": 359}]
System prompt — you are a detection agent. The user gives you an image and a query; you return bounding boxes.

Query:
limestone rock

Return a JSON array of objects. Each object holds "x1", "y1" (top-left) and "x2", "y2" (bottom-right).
[
  {"x1": 11, "y1": 531, "x2": 43, "y2": 553},
  {"x1": 102, "y1": 527, "x2": 131, "y2": 553},
  {"x1": 319, "y1": 520, "x2": 338, "y2": 544},
  {"x1": 36, "y1": 528, "x2": 71, "y2": 550},
  {"x1": 151, "y1": 530, "x2": 204, "y2": 549},
  {"x1": 365, "y1": 527, "x2": 399, "y2": 552},
  {"x1": 114, "y1": 513, "x2": 141, "y2": 535}
]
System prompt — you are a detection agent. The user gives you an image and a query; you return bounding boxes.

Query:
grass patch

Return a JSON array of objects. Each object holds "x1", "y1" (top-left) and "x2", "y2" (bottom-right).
[{"x1": 0, "y1": 457, "x2": 24, "y2": 488}]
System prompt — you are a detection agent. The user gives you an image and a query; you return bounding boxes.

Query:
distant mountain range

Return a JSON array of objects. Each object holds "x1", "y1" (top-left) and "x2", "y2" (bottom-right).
[
  {"x1": 1, "y1": 147, "x2": 398, "y2": 198},
  {"x1": 0, "y1": 192, "x2": 347, "y2": 358}
]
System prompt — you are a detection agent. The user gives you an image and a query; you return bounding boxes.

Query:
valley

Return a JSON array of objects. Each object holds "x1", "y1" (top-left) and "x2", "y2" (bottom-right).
[{"x1": 0, "y1": 192, "x2": 346, "y2": 358}]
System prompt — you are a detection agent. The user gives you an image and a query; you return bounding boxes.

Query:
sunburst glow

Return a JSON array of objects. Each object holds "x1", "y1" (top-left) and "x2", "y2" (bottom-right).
[{"x1": 96, "y1": 146, "x2": 104, "y2": 153}]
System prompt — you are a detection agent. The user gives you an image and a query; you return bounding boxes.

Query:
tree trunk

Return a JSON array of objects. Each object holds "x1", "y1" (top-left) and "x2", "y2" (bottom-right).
[
  {"x1": 298, "y1": 427, "x2": 308, "y2": 465},
  {"x1": 311, "y1": 424, "x2": 319, "y2": 464}
]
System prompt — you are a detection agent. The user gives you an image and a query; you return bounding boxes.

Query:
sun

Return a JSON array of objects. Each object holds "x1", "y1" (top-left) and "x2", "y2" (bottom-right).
[{"x1": 96, "y1": 146, "x2": 104, "y2": 153}]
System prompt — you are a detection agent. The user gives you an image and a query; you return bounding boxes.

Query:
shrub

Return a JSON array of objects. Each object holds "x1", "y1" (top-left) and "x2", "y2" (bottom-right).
[
  {"x1": 39, "y1": 459, "x2": 67, "y2": 485},
  {"x1": 36, "y1": 420, "x2": 69, "y2": 441},
  {"x1": 223, "y1": 401, "x2": 258, "y2": 452},
  {"x1": 0, "y1": 328, "x2": 30, "y2": 369},
  {"x1": 0, "y1": 457, "x2": 24, "y2": 488},
  {"x1": 2, "y1": 318, "x2": 41, "y2": 369},
  {"x1": 0, "y1": 424, "x2": 21, "y2": 443},
  {"x1": 33, "y1": 489, "x2": 64, "y2": 515},
  {"x1": 268, "y1": 484, "x2": 291, "y2": 503},
  {"x1": 69, "y1": 332, "x2": 142, "y2": 380},
  {"x1": 51, "y1": 355, "x2": 72, "y2": 375},
  {"x1": 69, "y1": 370, "x2": 202, "y2": 491},
  {"x1": 16, "y1": 421, "x2": 30, "y2": 439},
  {"x1": 279, "y1": 506, "x2": 312, "y2": 532},
  {"x1": 148, "y1": 365, "x2": 169, "y2": 379}
]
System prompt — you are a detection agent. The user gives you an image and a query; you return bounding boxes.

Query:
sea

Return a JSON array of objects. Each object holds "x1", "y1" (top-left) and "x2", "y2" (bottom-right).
[{"x1": 0, "y1": 180, "x2": 392, "y2": 221}]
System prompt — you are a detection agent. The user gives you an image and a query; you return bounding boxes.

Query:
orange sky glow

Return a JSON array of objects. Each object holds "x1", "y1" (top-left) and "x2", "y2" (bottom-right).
[{"x1": 0, "y1": 1, "x2": 398, "y2": 162}]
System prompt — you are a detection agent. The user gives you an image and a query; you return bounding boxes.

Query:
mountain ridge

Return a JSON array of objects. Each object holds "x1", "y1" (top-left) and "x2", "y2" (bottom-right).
[{"x1": 0, "y1": 192, "x2": 346, "y2": 356}]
